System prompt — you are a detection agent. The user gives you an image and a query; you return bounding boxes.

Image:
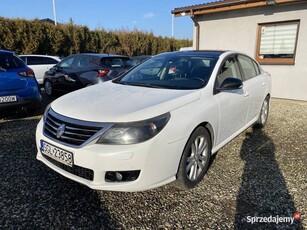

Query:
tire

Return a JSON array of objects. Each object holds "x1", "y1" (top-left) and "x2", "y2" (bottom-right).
[
  {"x1": 254, "y1": 96, "x2": 270, "y2": 129},
  {"x1": 44, "y1": 80, "x2": 53, "y2": 96},
  {"x1": 175, "y1": 126, "x2": 211, "y2": 189}
]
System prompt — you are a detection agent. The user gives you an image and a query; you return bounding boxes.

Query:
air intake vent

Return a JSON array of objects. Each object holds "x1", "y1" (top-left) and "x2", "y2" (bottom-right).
[{"x1": 42, "y1": 154, "x2": 94, "y2": 181}]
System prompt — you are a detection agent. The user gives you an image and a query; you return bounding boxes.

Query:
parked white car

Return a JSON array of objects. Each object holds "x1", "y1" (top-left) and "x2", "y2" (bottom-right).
[
  {"x1": 19, "y1": 55, "x2": 61, "y2": 84},
  {"x1": 36, "y1": 51, "x2": 271, "y2": 192}
]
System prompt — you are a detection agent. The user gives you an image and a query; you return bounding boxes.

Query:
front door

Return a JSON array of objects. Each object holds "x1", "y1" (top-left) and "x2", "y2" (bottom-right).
[{"x1": 214, "y1": 56, "x2": 250, "y2": 146}]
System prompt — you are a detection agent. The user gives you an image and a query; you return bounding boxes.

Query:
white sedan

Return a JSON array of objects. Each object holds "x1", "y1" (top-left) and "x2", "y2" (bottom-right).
[{"x1": 36, "y1": 51, "x2": 271, "y2": 192}]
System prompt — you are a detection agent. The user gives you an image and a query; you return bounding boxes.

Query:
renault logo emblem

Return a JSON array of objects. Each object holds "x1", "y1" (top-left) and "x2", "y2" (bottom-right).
[{"x1": 56, "y1": 124, "x2": 66, "y2": 138}]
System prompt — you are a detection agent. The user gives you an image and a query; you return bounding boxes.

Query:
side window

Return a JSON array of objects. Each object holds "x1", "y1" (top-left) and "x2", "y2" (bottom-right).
[
  {"x1": 42, "y1": 57, "x2": 59, "y2": 65},
  {"x1": 252, "y1": 60, "x2": 261, "y2": 75},
  {"x1": 28, "y1": 56, "x2": 43, "y2": 65},
  {"x1": 59, "y1": 57, "x2": 74, "y2": 69},
  {"x1": 238, "y1": 55, "x2": 257, "y2": 80},
  {"x1": 20, "y1": 56, "x2": 26, "y2": 63},
  {"x1": 75, "y1": 57, "x2": 91, "y2": 68},
  {"x1": 216, "y1": 56, "x2": 241, "y2": 87},
  {"x1": 23, "y1": 56, "x2": 58, "y2": 65}
]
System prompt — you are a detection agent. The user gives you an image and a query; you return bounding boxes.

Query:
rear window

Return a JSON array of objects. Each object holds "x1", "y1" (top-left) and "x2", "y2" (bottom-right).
[
  {"x1": 0, "y1": 54, "x2": 26, "y2": 70},
  {"x1": 100, "y1": 57, "x2": 133, "y2": 68}
]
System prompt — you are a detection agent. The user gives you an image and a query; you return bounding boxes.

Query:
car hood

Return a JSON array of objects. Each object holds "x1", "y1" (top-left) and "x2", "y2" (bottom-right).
[{"x1": 51, "y1": 81, "x2": 201, "y2": 122}]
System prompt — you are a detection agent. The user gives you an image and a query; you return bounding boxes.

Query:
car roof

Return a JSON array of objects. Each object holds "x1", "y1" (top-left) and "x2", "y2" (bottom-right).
[
  {"x1": 156, "y1": 50, "x2": 227, "y2": 58},
  {"x1": 19, "y1": 54, "x2": 60, "y2": 58},
  {"x1": 0, "y1": 50, "x2": 14, "y2": 55},
  {"x1": 131, "y1": 55, "x2": 152, "y2": 59},
  {"x1": 79, "y1": 53, "x2": 130, "y2": 58}
]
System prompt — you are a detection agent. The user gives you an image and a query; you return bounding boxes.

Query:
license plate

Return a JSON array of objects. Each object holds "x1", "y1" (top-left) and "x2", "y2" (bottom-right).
[
  {"x1": 0, "y1": 95, "x2": 17, "y2": 103},
  {"x1": 40, "y1": 140, "x2": 74, "y2": 167}
]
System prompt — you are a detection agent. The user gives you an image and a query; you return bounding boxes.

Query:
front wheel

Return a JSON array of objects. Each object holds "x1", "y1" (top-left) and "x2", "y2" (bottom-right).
[
  {"x1": 175, "y1": 126, "x2": 211, "y2": 190},
  {"x1": 44, "y1": 80, "x2": 53, "y2": 96},
  {"x1": 254, "y1": 96, "x2": 270, "y2": 128}
]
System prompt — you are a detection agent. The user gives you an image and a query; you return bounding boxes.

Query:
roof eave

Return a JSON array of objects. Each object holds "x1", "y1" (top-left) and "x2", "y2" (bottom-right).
[{"x1": 172, "y1": 0, "x2": 307, "y2": 17}]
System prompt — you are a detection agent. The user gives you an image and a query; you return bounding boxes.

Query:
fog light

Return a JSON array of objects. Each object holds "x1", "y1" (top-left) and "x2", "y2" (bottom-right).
[
  {"x1": 115, "y1": 172, "x2": 123, "y2": 181},
  {"x1": 105, "y1": 170, "x2": 140, "y2": 182}
]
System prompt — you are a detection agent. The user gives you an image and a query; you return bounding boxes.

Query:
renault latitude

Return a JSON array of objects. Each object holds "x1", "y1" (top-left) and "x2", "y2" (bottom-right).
[{"x1": 36, "y1": 51, "x2": 271, "y2": 191}]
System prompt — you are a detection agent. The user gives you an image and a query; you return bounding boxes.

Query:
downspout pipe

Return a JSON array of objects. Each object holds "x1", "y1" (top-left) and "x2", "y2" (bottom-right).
[{"x1": 190, "y1": 10, "x2": 200, "y2": 50}]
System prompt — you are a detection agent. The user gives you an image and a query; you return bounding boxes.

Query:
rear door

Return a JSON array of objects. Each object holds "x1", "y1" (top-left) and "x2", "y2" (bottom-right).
[
  {"x1": 0, "y1": 54, "x2": 28, "y2": 91},
  {"x1": 237, "y1": 55, "x2": 267, "y2": 123}
]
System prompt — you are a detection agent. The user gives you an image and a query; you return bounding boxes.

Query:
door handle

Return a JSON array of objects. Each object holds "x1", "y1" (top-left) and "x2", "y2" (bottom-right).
[
  {"x1": 244, "y1": 92, "x2": 250, "y2": 97},
  {"x1": 64, "y1": 75, "x2": 76, "y2": 82}
]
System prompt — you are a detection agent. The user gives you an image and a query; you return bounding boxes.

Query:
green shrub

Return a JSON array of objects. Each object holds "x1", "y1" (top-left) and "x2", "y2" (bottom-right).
[{"x1": 0, "y1": 17, "x2": 192, "y2": 57}]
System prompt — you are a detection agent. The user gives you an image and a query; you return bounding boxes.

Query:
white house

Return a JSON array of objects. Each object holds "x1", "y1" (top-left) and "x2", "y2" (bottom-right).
[{"x1": 172, "y1": 0, "x2": 307, "y2": 101}]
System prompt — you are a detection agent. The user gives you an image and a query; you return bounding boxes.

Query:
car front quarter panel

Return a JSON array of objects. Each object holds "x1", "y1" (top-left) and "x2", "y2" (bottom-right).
[{"x1": 162, "y1": 92, "x2": 219, "y2": 149}]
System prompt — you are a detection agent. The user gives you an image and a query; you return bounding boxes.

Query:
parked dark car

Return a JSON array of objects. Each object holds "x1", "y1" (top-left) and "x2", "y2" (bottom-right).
[
  {"x1": 131, "y1": 55, "x2": 151, "y2": 66},
  {"x1": 43, "y1": 53, "x2": 133, "y2": 96},
  {"x1": 0, "y1": 50, "x2": 42, "y2": 112}
]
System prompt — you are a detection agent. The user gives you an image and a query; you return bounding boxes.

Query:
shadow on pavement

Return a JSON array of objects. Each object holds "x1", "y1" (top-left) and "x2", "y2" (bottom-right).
[
  {"x1": 234, "y1": 127, "x2": 302, "y2": 229},
  {"x1": 0, "y1": 115, "x2": 118, "y2": 229}
]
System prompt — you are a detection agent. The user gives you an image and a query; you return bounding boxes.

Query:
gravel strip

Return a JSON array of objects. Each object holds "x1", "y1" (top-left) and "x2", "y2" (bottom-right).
[{"x1": 0, "y1": 96, "x2": 306, "y2": 229}]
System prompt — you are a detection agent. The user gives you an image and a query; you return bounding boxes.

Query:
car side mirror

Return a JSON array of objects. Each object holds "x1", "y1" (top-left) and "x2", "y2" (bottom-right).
[
  {"x1": 50, "y1": 66, "x2": 57, "y2": 71},
  {"x1": 217, "y1": 77, "x2": 243, "y2": 91}
]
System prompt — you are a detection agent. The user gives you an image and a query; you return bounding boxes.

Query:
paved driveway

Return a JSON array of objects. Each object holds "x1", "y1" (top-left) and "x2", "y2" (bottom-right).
[{"x1": 0, "y1": 97, "x2": 306, "y2": 229}]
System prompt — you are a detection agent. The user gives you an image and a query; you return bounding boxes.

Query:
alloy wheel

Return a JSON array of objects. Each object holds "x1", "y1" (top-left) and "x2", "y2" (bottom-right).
[
  {"x1": 186, "y1": 135, "x2": 209, "y2": 181},
  {"x1": 44, "y1": 81, "x2": 52, "y2": 96},
  {"x1": 260, "y1": 99, "x2": 268, "y2": 125}
]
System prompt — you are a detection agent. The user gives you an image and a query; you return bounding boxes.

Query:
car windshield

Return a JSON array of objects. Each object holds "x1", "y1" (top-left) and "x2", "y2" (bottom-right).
[{"x1": 115, "y1": 54, "x2": 218, "y2": 90}]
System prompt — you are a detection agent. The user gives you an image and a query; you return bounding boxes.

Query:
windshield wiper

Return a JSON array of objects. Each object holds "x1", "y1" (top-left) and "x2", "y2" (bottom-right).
[{"x1": 120, "y1": 82, "x2": 164, "y2": 88}]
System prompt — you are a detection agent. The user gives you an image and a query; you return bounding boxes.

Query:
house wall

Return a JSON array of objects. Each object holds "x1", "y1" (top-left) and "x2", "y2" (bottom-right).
[{"x1": 193, "y1": 3, "x2": 307, "y2": 101}]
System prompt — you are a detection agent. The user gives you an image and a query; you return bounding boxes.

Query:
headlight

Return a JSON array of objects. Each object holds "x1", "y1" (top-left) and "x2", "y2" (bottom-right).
[
  {"x1": 97, "y1": 112, "x2": 170, "y2": 145},
  {"x1": 43, "y1": 103, "x2": 51, "y2": 122}
]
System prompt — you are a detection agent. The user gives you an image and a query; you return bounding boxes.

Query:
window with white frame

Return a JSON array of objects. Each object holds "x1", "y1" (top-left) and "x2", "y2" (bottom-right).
[{"x1": 256, "y1": 20, "x2": 300, "y2": 65}]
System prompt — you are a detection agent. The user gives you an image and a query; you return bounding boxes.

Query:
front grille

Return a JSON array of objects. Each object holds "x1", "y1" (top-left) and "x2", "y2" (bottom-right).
[
  {"x1": 43, "y1": 154, "x2": 94, "y2": 181},
  {"x1": 43, "y1": 109, "x2": 112, "y2": 147}
]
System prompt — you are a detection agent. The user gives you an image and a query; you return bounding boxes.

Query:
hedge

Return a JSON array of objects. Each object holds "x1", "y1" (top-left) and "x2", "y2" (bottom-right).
[{"x1": 0, "y1": 17, "x2": 192, "y2": 57}]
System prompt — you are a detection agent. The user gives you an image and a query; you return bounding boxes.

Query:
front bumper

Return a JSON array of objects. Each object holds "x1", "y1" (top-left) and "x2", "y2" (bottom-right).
[{"x1": 36, "y1": 118, "x2": 186, "y2": 192}]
